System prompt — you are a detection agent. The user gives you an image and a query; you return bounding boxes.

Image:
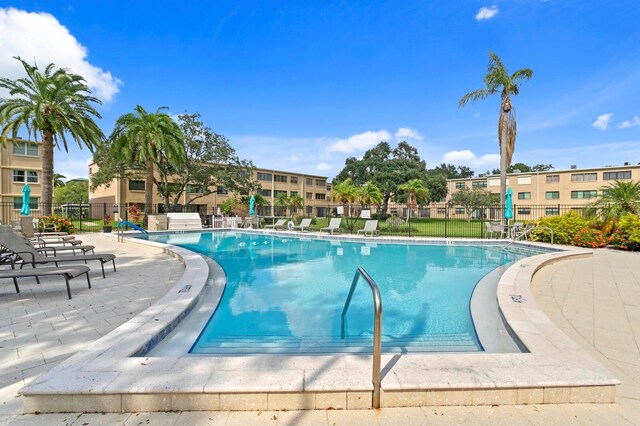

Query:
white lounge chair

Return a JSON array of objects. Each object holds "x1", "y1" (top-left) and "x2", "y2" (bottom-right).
[
  {"x1": 292, "y1": 218, "x2": 312, "y2": 232},
  {"x1": 357, "y1": 220, "x2": 379, "y2": 237},
  {"x1": 320, "y1": 218, "x2": 342, "y2": 235},
  {"x1": 265, "y1": 219, "x2": 287, "y2": 230}
]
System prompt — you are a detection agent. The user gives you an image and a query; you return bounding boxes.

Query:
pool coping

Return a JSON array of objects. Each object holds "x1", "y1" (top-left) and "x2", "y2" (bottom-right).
[{"x1": 20, "y1": 230, "x2": 620, "y2": 412}]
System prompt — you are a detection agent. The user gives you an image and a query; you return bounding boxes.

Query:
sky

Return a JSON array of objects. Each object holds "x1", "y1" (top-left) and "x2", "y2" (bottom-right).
[{"x1": 1, "y1": 1, "x2": 639, "y2": 181}]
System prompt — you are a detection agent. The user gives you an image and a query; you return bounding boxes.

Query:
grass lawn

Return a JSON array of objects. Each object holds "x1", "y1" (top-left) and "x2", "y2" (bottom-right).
[{"x1": 307, "y1": 217, "x2": 485, "y2": 238}]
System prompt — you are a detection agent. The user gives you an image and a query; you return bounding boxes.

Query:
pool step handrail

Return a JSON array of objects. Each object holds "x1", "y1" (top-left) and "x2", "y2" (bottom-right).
[
  {"x1": 341, "y1": 267, "x2": 382, "y2": 409},
  {"x1": 503, "y1": 225, "x2": 554, "y2": 251},
  {"x1": 116, "y1": 220, "x2": 148, "y2": 242}
]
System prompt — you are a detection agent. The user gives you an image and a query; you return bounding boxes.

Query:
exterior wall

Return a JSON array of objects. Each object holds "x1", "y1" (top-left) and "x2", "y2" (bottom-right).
[
  {"x1": 88, "y1": 163, "x2": 332, "y2": 217},
  {"x1": 446, "y1": 165, "x2": 640, "y2": 207},
  {"x1": 0, "y1": 139, "x2": 43, "y2": 218}
]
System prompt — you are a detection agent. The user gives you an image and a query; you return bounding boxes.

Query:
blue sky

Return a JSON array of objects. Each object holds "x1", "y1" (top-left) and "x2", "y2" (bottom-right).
[{"x1": 1, "y1": 1, "x2": 639, "y2": 180}]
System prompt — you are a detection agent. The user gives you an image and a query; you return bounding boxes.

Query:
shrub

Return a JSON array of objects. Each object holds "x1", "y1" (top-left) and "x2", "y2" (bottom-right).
[
  {"x1": 38, "y1": 215, "x2": 76, "y2": 234},
  {"x1": 573, "y1": 228, "x2": 607, "y2": 248},
  {"x1": 127, "y1": 204, "x2": 142, "y2": 223},
  {"x1": 608, "y1": 213, "x2": 640, "y2": 251},
  {"x1": 530, "y1": 211, "x2": 590, "y2": 245}
]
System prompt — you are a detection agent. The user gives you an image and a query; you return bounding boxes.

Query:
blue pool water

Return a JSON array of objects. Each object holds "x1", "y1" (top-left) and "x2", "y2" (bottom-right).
[{"x1": 143, "y1": 231, "x2": 539, "y2": 354}]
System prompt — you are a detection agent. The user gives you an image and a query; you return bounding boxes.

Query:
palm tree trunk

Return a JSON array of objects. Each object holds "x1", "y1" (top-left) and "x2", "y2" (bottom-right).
[
  {"x1": 41, "y1": 130, "x2": 55, "y2": 216},
  {"x1": 144, "y1": 158, "x2": 154, "y2": 227},
  {"x1": 499, "y1": 100, "x2": 510, "y2": 222}
]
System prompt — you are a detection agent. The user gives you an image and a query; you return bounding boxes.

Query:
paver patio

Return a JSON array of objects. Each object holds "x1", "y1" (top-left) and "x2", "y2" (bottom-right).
[{"x1": 0, "y1": 234, "x2": 638, "y2": 425}]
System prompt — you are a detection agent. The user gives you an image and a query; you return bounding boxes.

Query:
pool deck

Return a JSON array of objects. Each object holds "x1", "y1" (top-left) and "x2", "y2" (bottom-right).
[{"x1": 1, "y1": 232, "x2": 638, "y2": 424}]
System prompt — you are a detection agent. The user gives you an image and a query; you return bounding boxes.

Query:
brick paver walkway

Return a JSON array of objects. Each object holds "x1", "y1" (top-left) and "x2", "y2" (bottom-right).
[{"x1": 1, "y1": 237, "x2": 639, "y2": 425}]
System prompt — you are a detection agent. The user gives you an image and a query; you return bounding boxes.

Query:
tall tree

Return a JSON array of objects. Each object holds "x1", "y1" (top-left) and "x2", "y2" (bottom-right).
[
  {"x1": 459, "y1": 52, "x2": 533, "y2": 210},
  {"x1": 592, "y1": 180, "x2": 640, "y2": 223},
  {"x1": 54, "y1": 173, "x2": 67, "y2": 187},
  {"x1": 358, "y1": 181, "x2": 384, "y2": 208},
  {"x1": 398, "y1": 179, "x2": 429, "y2": 223},
  {"x1": 334, "y1": 141, "x2": 428, "y2": 217},
  {"x1": 429, "y1": 163, "x2": 475, "y2": 179},
  {"x1": 289, "y1": 195, "x2": 305, "y2": 216},
  {"x1": 0, "y1": 57, "x2": 104, "y2": 214},
  {"x1": 108, "y1": 106, "x2": 185, "y2": 226},
  {"x1": 448, "y1": 187, "x2": 495, "y2": 222},
  {"x1": 54, "y1": 179, "x2": 88, "y2": 204},
  {"x1": 274, "y1": 192, "x2": 290, "y2": 216},
  {"x1": 333, "y1": 178, "x2": 359, "y2": 217}
]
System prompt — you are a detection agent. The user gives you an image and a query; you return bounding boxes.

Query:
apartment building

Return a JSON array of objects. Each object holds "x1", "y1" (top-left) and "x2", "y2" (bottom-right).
[
  {"x1": 88, "y1": 162, "x2": 333, "y2": 218},
  {"x1": 445, "y1": 164, "x2": 640, "y2": 218},
  {"x1": 0, "y1": 139, "x2": 42, "y2": 221}
]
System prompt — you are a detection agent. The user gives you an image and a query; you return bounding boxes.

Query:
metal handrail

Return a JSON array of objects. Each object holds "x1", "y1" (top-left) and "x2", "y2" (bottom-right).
[
  {"x1": 341, "y1": 267, "x2": 382, "y2": 409},
  {"x1": 503, "y1": 225, "x2": 554, "y2": 250}
]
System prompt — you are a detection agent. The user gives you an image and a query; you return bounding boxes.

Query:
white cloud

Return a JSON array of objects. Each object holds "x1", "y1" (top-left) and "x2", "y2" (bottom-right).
[
  {"x1": 326, "y1": 130, "x2": 391, "y2": 153},
  {"x1": 394, "y1": 127, "x2": 423, "y2": 141},
  {"x1": 316, "y1": 162, "x2": 332, "y2": 171},
  {"x1": 592, "y1": 113, "x2": 613, "y2": 130},
  {"x1": 0, "y1": 7, "x2": 122, "y2": 102},
  {"x1": 475, "y1": 5, "x2": 499, "y2": 21},
  {"x1": 443, "y1": 150, "x2": 500, "y2": 169},
  {"x1": 618, "y1": 115, "x2": 640, "y2": 129},
  {"x1": 55, "y1": 156, "x2": 92, "y2": 180}
]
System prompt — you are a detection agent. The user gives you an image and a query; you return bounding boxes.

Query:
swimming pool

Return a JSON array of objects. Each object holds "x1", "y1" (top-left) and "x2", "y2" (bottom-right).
[{"x1": 142, "y1": 231, "x2": 542, "y2": 355}]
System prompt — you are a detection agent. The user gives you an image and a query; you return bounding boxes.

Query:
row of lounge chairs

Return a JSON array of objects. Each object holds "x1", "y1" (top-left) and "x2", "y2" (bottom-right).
[
  {"x1": 263, "y1": 218, "x2": 380, "y2": 237},
  {"x1": 0, "y1": 226, "x2": 117, "y2": 299}
]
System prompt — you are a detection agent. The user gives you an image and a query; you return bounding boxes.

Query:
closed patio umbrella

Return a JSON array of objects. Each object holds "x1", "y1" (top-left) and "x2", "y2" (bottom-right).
[
  {"x1": 249, "y1": 195, "x2": 255, "y2": 216},
  {"x1": 504, "y1": 187, "x2": 513, "y2": 223},
  {"x1": 20, "y1": 184, "x2": 31, "y2": 216}
]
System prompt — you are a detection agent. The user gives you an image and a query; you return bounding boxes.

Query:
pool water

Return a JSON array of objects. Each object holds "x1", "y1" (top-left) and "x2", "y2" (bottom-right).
[{"x1": 144, "y1": 231, "x2": 534, "y2": 354}]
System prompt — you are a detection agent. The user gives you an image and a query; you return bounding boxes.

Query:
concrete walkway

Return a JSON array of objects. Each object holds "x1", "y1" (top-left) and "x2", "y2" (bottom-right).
[{"x1": 0, "y1": 236, "x2": 639, "y2": 425}]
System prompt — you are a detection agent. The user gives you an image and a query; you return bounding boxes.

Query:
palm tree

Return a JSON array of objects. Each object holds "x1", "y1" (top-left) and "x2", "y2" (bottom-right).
[
  {"x1": 459, "y1": 52, "x2": 533, "y2": 209},
  {"x1": 592, "y1": 180, "x2": 640, "y2": 223},
  {"x1": 0, "y1": 57, "x2": 104, "y2": 215},
  {"x1": 54, "y1": 173, "x2": 67, "y2": 187},
  {"x1": 359, "y1": 181, "x2": 383, "y2": 208},
  {"x1": 289, "y1": 195, "x2": 305, "y2": 216},
  {"x1": 109, "y1": 106, "x2": 184, "y2": 226},
  {"x1": 333, "y1": 178, "x2": 359, "y2": 217},
  {"x1": 398, "y1": 179, "x2": 429, "y2": 223},
  {"x1": 274, "y1": 192, "x2": 290, "y2": 217}
]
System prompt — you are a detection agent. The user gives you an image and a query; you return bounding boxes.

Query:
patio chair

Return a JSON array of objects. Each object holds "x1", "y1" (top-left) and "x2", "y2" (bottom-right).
[
  {"x1": 292, "y1": 218, "x2": 312, "y2": 232},
  {"x1": 0, "y1": 226, "x2": 116, "y2": 278},
  {"x1": 265, "y1": 219, "x2": 287, "y2": 230},
  {"x1": 489, "y1": 222, "x2": 507, "y2": 239},
  {"x1": 320, "y1": 218, "x2": 343, "y2": 235},
  {"x1": 357, "y1": 220, "x2": 379, "y2": 237},
  {"x1": 0, "y1": 262, "x2": 91, "y2": 299},
  {"x1": 513, "y1": 222, "x2": 535, "y2": 241}
]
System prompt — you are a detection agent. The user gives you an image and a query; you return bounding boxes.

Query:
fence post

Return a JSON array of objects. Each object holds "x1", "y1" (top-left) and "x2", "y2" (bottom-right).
[{"x1": 444, "y1": 205, "x2": 448, "y2": 238}]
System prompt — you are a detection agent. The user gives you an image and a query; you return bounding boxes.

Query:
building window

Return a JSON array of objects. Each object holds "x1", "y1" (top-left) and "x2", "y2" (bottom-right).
[
  {"x1": 274, "y1": 190, "x2": 287, "y2": 197},
  {"x1": 216, "y1": 186, "x2": 228, "y2": 195},
  {"x1": 545, "y1": 207, "x2": 560, "y2": 216},
  {"x1": 571, "y1": 190, "x2": 597, "y2": 199},
  {"x1": 545, "y1": 191, "x2": 560, "y2": 200},
  {"x1": 326, "y1": 184, "x2": 332, "y2": 191},
  {"x1": 517, "y1": 208, "x2": 531, "y2": 215},
  {"x1": 306, "y1": 178, "x2": 313, "y2": 186},
  {"x1": 571, "y1": 173, "x2": 597, "y2": 182},
  {"x1": 128, "y1": 180, "x2": 145, "y2": 191},
  {"x1": 455, "y1": 208, "x2": 465, "y2": 214},
  {"x1": 259, "y1": 189, "x2": 271, "y2": 197},
  {"x1": 257, "y1": 172, "x2": 272, "y2": 181},
  {"x1": 546, "y1": 175, "x2": 560, "y2": 183},
  {"x1": 455, "y1": 182, "x2": 466, "y2": 189},
  {"x1": 517, "y1": 192, "x2": 531, "y2": 200},
  {"x1": 517, "y1": 176, "x2": 531, "y2": 185},
  {"x1": 305, "y1": 192, "x2": 313, "y2": 200},
  {"x1": 290, "y1": 176, "x2": 298, "y2": 184},
  {"x1": 472, "y1": 181, "x2": 487, "y2": 188},
  {"x1": 186, "y1": 185, "x2": 205, "y2": 194},
  {"x1": 13, "y1": 197, "x2": 39, "y2": 210},
  {"x1": 316, "y1": 179, "x2": 325, "y2": 187},
  {"x1": 437, "y1": 208, "x2": 447, "y2": 215},
  {"x1": 488, "y1": 178, "x2": 500, "y2": 187},
  {"x1": 603, "y1": 171, "x2": 631, "y2": 180},
  {"x1": 306, "y1": 206, "x2": 313, "y2": 214},
  {"x1": 12, "y1": 142, "x2": 39, "y2": 157},
  {"x1": 274, "y1": 174, "x2": 287, "y2": 183},
  {"x1": 290, "y1": 191, "x2": 298, "y2": 197},
  {"x1": 315, "y1": 193, "x2": 326, "y2": 200},
  {"x1": 13, "y1": 170, "x2": 39, "y2": 183}
]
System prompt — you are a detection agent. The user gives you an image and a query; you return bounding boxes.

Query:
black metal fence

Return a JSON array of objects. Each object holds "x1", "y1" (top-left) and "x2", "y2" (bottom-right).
[{"x1": 0, "y1": 201, "x2": 596, "y2": 238}]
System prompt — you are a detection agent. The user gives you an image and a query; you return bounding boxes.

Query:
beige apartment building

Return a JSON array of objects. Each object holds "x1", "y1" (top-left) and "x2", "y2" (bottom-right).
[
  {"x1": 0, "y1": 139, "x2": 43, "y2": 223},
  {"x1": 445, "y1": 164, "x2": 640, "y2": 219},
  {"x1": 88, "y1": 161, "x2": 333, "y2": 218}
]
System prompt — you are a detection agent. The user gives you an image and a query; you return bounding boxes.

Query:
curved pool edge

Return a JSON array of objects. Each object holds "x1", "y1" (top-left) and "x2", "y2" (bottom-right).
[{"x1": 20, "y1": 231, "x2": 620, "y2": 413}]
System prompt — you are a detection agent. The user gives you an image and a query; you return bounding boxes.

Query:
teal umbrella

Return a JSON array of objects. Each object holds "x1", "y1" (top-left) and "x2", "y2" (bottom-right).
[
  {"x1": 20, "y1": 184, "x2": 31, "y2": 215},
  {"x1": 249, "y1": 195, "x2": 255, "y2": 216},
  {"x1": 504, "y1": 187, "x2": 513, "y2": 222}
]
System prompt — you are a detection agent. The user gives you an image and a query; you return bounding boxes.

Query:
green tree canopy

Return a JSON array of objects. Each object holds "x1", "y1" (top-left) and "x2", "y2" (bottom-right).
[
  {"x1": 448, "y1": 187, "x2": 496, "y2": 222},
  {"x1": 334, "y1": 141, "x2": 428, "y2": 216},
  {"x1": 460, "y1": 51, "x2": 533, "y2": 205},
  {"x1": 358, "y1": 181, "x2": 384, "y2": 207},
  {"x1": 592, "y1": 180, "x2": 640, "y2": 223},
  {"x1": 54, "y1": 179, "x2": 89, "y2": 204},
  {"x1": 0, "y1": 57, "x2": 105, "y2": 214},
  {"x1": 428, "y1": 163, "x2": 474, "y2": 179}
]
